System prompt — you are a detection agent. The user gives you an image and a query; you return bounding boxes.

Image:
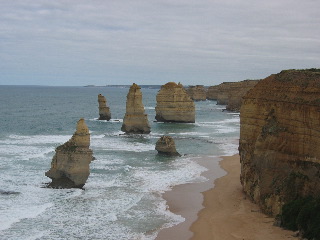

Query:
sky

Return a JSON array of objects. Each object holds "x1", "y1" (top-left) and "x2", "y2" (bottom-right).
[{"x1": 0, "y1": 0, "x2": 319, "y2": 86}]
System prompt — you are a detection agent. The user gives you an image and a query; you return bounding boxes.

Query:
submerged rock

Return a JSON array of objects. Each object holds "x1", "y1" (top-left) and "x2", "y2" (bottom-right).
[
  {"x1": 98, "y1": 94, "x2": 111, "y2": 120},
  {"x1": 45, "y1": 118, "x2": 93, "y2": 188},
  {"x1": 121, "y1": 83, "x2": 151, "y2": 134},
  {"x1": 155, "y1": 82, "x2": 195, "y2": 123},
  {"x1": 239, "y1": 69, "x2": 320, "y2": 216},
  {"x1": 155, "y1": 136, "x2": 181, "y2": 156}
]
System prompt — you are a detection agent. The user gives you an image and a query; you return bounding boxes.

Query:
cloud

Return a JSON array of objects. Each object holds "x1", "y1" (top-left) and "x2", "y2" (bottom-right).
[{"x1": 0, "y1": 0, "x2": 319, "y2": 86}]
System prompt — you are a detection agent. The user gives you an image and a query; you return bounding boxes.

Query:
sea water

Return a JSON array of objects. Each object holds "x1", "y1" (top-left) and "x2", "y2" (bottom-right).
[{"x1": 0, "y1": 85, "x2": 239, "y2": 240}]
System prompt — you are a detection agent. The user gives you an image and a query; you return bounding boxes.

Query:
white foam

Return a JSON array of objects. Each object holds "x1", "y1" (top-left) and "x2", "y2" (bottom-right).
[
  {"x1": 0, "y1": 203, "x2": 53, "y2": 231},
  {"x1": 133, "y1": 158, "x2": 207, "y2": 193}
]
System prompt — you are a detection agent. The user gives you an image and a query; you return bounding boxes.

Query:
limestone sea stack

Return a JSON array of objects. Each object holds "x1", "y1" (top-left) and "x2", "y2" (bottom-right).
[
  {"x1": 186, "y1": 85, "x2": 207, "y2": 101},
  {"x1": 155, "y1": 82, "x2": 195, "y2": 123},
  {"x1": 98, "y1": 94, "x2": 111, "y2": 120},
  {"x1": 239, "y1": 69, "x2": 320, "y2": 216},
  {"x1": 45, "y1": 118, "x2": 93, "y2": 188},
  {"x1": 155, "y1": 136, "x2": 180, "y2": 156},
  {"x1": 121, "y1": 83, "x2": 151, "y2": 134}
]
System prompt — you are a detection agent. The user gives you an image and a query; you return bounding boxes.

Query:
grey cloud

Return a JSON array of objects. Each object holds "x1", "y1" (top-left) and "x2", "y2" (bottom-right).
[{"x1": 0, "y1": 0, "x2": 319, "y2": 86}]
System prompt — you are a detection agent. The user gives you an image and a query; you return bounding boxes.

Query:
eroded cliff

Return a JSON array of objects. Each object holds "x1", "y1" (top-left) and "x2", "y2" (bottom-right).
[
  {"x1": 155, "y1": 82, "x2": 195, "y2": 123},
  {"x1": 186, "y1": 85, "x2": 207, "y2": 101},
  {"x1": 121, "y1": 83, "x2": 150, "y2": 134},
  {"x1": 45, "y1": 118, "x2": 93, "y2": 188},
  {"x1": 239, "y1": 69, "x2": 320, "y2": 216},
  {"x1": 207, "y1": 80, "x2": 259, "y2": 111},
  {"x1": 98, "y1": 94, "x2": 111, "y2": 120}
]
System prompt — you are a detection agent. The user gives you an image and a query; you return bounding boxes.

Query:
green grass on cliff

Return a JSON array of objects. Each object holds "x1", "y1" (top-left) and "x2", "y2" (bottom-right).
[{"x1": 280, "y1": 196, "x2": 320, "y2": 239}]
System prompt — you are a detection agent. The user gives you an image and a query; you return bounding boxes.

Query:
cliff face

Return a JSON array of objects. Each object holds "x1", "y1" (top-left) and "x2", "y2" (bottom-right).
[
  {"x1": 226, "y1": 80, "x2": 259, "y2": 111},
  {"x1": 45, "y1": 118, "x2": 93, "y2": 188},
  {"x1": 98, "y1": 94, "x2": 111, "y2": 120},
  {"x1": 207, "y1": 80, "x2": 259, "y2": 111},
  {"x1": 186, "y1": 85, "x2": 207, "y2": 101},
  {"x1": 239, "y1": 69, "x2": 320, "y2": 216},
  {"x1": 121, "y1": 83, "x2": 151, "y2": 134},
  {"x1": 155, "y1": 82, "x2": 195, "y2": 123},
  {"x1": 155, "y1": 136, "x2": 180, "y2": 156}
]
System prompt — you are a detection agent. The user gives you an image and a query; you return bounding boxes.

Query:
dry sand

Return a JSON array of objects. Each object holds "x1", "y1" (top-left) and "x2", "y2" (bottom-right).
[{"x1": 156, "y1": 155, "x2": 298, "y2": 240}]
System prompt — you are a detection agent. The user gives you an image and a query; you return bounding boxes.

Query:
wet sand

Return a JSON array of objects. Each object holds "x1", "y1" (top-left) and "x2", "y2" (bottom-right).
[{"x1": 156, "y1": 155, "x2": 298, "y2": 240}]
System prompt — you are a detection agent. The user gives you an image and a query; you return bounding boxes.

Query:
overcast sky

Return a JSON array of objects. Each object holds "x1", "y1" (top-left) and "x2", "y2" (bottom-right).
[{"x1": 0, "y1": 0, "x2": 319, "y2": 86}]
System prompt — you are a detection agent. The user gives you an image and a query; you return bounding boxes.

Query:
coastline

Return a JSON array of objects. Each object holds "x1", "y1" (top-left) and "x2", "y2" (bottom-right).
[
  {"x1": 156, "y1": 155, "x2": 298, "y2": 240},
  {"x1": 155, "y1": 156, "x2": 225, "y2": 240}
]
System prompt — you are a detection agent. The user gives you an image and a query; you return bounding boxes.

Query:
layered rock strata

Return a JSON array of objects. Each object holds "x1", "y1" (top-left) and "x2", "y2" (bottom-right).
[
  {"x1": 98, "y1": 94, "x2": 111, "y2": 120},
  {"x1": 155, "y1": 136, "x2": 181, "y2": 156},
  {"x1": 226, "y1": 80, "x2": 259, "y2": 111},
  {"x1": 206, "y1": 80, "x2": 259, "y2": 111},
  {"x1": 186, "y1": 85, "x2": 207, "y2": 101},
  {"x1": 155, "y1": 82, "x2": 195, "y2": 123},
  {"x1": 239, "y1": 69, "x2": 320, "y2": 216},
  {"x1": 45, "y1": 118, "x2": 93, "y2": 188},
  {"x1": 121, "y1": 83, "x2": 151, "y2": 134}
]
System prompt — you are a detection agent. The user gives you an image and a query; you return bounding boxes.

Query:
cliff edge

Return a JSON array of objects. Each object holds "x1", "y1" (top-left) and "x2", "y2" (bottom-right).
[{"x1": 239, "y1": 69, "x2": 320, "y2": 216}]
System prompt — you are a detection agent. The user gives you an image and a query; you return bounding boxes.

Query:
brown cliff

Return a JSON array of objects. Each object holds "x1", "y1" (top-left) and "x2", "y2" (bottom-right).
[
  {"x1": 239, "y1": 69, "x2": 320, "y2": 216},
  {"x1": 155, "y1": 82, "x2": 195, "y2": 123},
  {"x1": 45, "y1": 118, "x2": 93, "y2": 188},
  {"x1": 186, "y1": 85, "x2": 207, "y2": 101},
  {"x1": 121, "y1": 83, "x2": 151, "y2": 134},
  {"x1": 98, "y1": 94, "x2": 111, "y2": 120},
  {"x1": 207, "y1": 80, "x2": 259, "y2": 111},
  {"x1": 155, "y1": 136, "x2": 181, "y2": 156},
  {"x1": 226, "y1": 80, "x2": 259, "y2": 111}
]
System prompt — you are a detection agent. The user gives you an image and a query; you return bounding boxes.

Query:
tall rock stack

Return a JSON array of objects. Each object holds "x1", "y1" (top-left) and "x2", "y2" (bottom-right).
[
  {"x1": 239, "y1": 69, "x2": 320, "y2": 216},
  {"x1": 45, "y1": 118, "x2": 93, "y2": 188},
  {"x1": 98, "y1": 94, "x2": 111, "y2": 120},
  {"x1": 155, "y1": 82, "x2": 195, "y2": 123},
  {"x1": 121, "y1": 83, "x2": 151, "y2": 134},
  {"x1": 186, "y1": 85, "x2": 207, "y2": 101}
]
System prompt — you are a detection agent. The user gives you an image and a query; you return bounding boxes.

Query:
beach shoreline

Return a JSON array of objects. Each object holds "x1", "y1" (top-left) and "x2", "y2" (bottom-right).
[{"x1": 156, "y1": 154, "x2": 298, "y2": 240}]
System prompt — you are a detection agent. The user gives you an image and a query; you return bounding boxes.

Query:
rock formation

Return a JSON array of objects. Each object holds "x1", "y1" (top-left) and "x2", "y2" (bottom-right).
[
  {"x1": 98, "y1": 94, "x2": 111, "y2": 120},
  {"x1": 186, "y1": 85, "x2": 207, "y2": 101},
  {"x1": 239, "y1": 69, "x2": 320, "y2": 216},
  {"x1": 206, "y1": 80, "x2": 259, "y2": 111},
  {"x1": 206, "y1": 85, "x2": 220, "y2": 100},
  {"x1": 155, "y1": 82, "x2": 195, "y2": 123},
  {"x1": 226, "y1": 80, "x2": 259, "y2": 111},
  {"x1": 45, "y1": 118, "x2": 93, "y2": 188},
  {"x1": 155, "y1": 136, "x2": 180, "y2": 156},
  {"x1": 121, "y1": 83, "x2": 151, "y2": 134}
]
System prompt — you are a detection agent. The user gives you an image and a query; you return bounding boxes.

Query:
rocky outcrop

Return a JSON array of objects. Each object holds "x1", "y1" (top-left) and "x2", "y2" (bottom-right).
[
  {"x1": 155, "y1": 136, "x2": 180, "y2": 156},
  {"x1": 45, "y1": 118, "x2": 93, "y2": 188},
  {"x1": 206, "y1": 80, "x2": 259, "y2": 111},
  {"x1": 186, "y1": 85, "x2": 207, "y2": 101},
  {"x1": 226, "y1": 80, "x2": 259, "y2": 111},
  {"x1": 121, "y1": 83, "x2": 151, "y2": 134},
  {"x1": 206, "y1": 85, "x2": 220, "y2": 100},
  {"x1": 155, "y1": 82, "x2": 195, "y2": 123},
  {"x1": 239, "y1": 69, "x2": 320, "y2": 216},
  {"x1": 98, "y1": 94, "x2": 111, "y2": 120}
]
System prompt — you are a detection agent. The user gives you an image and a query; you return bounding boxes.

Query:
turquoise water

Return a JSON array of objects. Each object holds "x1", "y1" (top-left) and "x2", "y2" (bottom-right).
[{"x1": 0, "y1": 85, "x2": 239, "y2": 240}]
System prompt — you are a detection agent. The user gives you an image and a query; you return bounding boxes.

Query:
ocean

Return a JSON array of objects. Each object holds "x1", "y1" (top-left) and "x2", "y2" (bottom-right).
[{"x1": 0, "y1": 85, "x2": 239, "y2": 240}]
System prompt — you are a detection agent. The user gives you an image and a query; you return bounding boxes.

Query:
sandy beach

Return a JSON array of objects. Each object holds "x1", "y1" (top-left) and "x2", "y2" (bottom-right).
[{"x1": 156, "y1": 155, "x2": 298, "y2": 240}]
